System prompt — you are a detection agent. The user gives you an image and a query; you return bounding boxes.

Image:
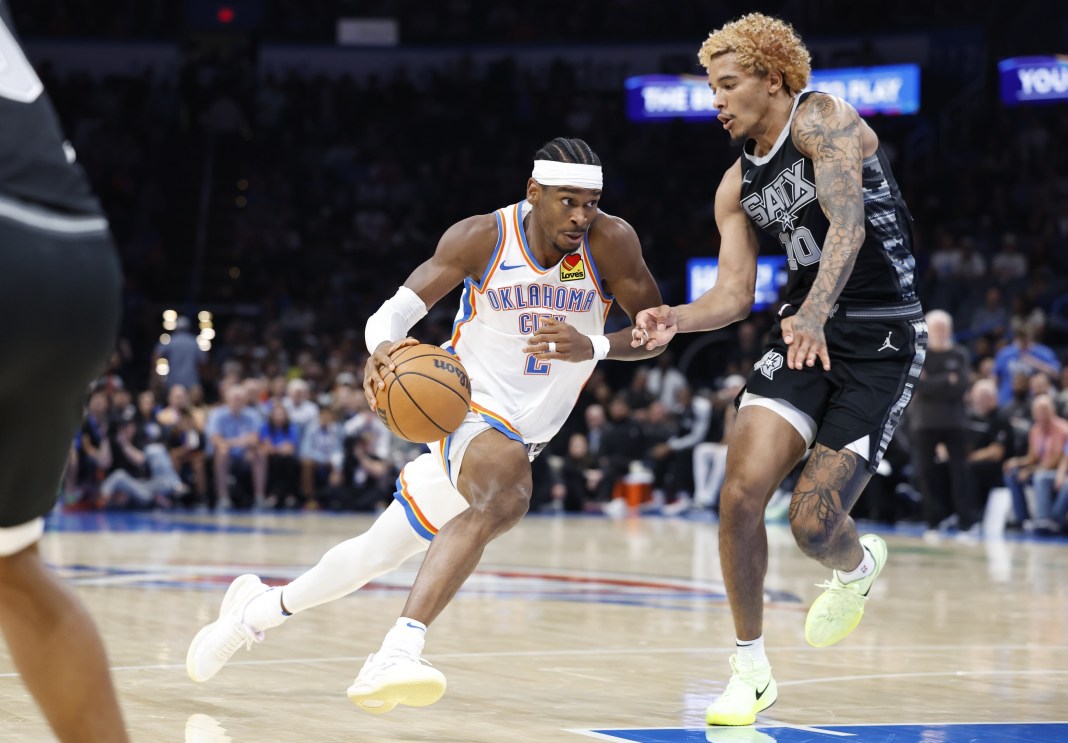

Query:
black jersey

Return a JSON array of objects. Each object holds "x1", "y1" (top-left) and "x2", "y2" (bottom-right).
[
  {"x1": 739, "y1": 91, "x2": 916, "y2": 309},
  {"x1": 0, "y1": 2, "x2": 102, "y2": 215}
]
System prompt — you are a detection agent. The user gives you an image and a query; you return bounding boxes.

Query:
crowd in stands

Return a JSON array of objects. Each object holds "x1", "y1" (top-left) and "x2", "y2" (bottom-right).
[{"x1": 20, "y1": 8, "x2": 1068, "y2": 538}]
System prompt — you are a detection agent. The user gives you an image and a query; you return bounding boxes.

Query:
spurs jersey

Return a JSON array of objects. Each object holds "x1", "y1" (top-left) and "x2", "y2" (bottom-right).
[
  {"x1": 739, "y1": 91, "x2": 917, "y2": 309},
  {"x1": 0, "y1": 3, "x2": 102, "y2": 215},
  {"x1": 446, "y1": 200, "x2": 612, "y2": 445}
]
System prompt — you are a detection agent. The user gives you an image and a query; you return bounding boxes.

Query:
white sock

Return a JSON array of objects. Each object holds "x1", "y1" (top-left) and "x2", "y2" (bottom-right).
[
  {"x1": 242, "y1": 587, "x2": 290, "y2": 633},
  {"x1": 735, "y1": 635, "x2": 768, "y2": 664},
  {"x1": 380, "y1": 617, "x2": 427, "y2": 657},
  {"x1": 838, "y1": 545, "x2": 876, "y2": 584}
]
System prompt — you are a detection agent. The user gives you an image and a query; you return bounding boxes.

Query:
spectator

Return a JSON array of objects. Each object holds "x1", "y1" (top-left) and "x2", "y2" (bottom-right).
[
  {"x1": 691, "y1": 374, "x2": 746, "y2": 511},
  {"x1": 657, "y1": 387, "x2": 713, "y2": 514},
  {"x1": 910, "y1": 310, "x2": 976, "y2": 539},
  {"x1": 155, "y1": 316, "x2": 206, "y2": 391},
  {"x1": 993, "y1": 319, "x2": 1060, "y2": 406},
  {"x1": 299, "y1": 406, "x2": 344, "y2": 504},
  {"x1": 206, "y1": 385, "x2": 265, "y2": 510},
  {"x1": 552, "y1": 433, "x2": 606, "y2": 512},
  {"x1": 283, "y1": 378, "x2": 320, "y2": 434},
  {"x1": 646, "y1": 350, "x2": 689, "y2": 414},
  {"x1": 259, "y1": 403, "x2": 301, "y2": 507},
  {"x1": 1002, "y1": 394, "x2": 1068, "y2": 529},
  {"x1": 965, "y1": 378, "x2": 1014, "y2": 520}
]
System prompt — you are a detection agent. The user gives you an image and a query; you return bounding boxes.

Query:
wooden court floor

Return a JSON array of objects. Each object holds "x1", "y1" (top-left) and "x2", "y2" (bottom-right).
[{"x1": 0, "y1": 509, "x2": 1065, "y2": 742}]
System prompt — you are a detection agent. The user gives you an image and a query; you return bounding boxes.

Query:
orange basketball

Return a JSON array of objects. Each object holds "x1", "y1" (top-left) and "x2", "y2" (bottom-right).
[{"x1": 375, "y1": 344, "x2": 472, "y2": 443}]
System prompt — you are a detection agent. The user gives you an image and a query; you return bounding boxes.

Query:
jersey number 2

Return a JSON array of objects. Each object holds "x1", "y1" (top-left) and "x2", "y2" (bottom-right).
[
  {"x1": 525, "y1": 354, "x2": 551, "y2": 375},
  {"x1": 0, "y1": 17, "x2": 44, "y2": 103}
]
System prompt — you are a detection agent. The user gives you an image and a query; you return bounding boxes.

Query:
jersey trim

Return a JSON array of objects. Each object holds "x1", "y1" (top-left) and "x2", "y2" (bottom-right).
[
  {"x1": 580, "y1": 232, "x2": 614, "y2": 304},
  {"x1": 513, "y1": 201, "x2": 552, "y2": 275},
  {"x1": 393, "y1": 470, "x2": 437, "y2": 540},
  {"x1": 475, "y1": 209, "x2": 508, "y2": 290},
  {"x1": 0, "y1": 194, "x2": 109, "y2": 235},
  {"x1": 470, "y1": 402, "x2": 523, "y2": 442},
  {"x1": 743, "y1": 93, "x2": 803, "y2": 166}
]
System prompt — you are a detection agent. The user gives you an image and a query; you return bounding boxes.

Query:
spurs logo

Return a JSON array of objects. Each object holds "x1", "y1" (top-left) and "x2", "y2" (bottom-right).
[
  {"x1": 878, "y1": 331, "x2": 899, "y2": 352},
  {"x1": 755, "y1": 350, "x2": 784, "y2": 380}
]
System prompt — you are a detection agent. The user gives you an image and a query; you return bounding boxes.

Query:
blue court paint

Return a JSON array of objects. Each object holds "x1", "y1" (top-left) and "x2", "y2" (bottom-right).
[{"x1": 579, "y1": 722, "x2": 1068, "y2": 742}]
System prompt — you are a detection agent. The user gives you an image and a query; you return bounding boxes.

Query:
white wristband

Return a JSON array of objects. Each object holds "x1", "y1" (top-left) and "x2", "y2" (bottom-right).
[{"x1": 588, "y1": 334, "x2": 610, "y2": 361}]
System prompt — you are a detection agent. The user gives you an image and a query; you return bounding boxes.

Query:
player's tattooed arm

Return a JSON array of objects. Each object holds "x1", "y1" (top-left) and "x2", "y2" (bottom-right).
[{"x1": 792, "y1": 93, "x2": 866, "y2": 319}]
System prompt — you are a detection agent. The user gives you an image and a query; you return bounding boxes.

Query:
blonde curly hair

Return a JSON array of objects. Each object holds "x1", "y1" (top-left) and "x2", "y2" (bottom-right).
[{"x1": 697, "y1": 13, "x2": 811, "y2": 94}]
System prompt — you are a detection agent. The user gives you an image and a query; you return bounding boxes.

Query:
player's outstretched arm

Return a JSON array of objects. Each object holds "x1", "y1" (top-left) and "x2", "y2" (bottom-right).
[{"x1": 632, "y1": 161, "x2": 758, "y2": 350}]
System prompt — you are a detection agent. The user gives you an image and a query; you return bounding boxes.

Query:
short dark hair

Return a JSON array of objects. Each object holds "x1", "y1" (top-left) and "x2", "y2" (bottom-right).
[{"x1": 533, "y1": 137, "x2": 601, "y2": 166}]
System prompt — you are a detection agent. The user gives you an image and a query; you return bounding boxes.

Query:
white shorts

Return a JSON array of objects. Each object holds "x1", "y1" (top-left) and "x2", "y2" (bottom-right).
[{"x1": 393, "y1": 405, "x2": 528, "y2": 541}]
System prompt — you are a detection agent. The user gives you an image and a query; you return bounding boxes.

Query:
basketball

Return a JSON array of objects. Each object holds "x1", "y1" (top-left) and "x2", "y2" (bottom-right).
[{"x1": 375, "y1": 344, "x2": 472, "y2": 443}]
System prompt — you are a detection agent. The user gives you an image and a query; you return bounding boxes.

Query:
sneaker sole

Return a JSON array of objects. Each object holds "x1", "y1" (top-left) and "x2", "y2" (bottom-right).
[
  {"x1": 706, "y1": 679, "x2": 777, "y2": 726},
  {"x1": 347, "y1": 674, "x2": 447, "y2": 715},
  {"x1": 804, "y1": 534, "x2": 888, "y2": 648},
  {"x1": 186, "y1": 574, "x2": 264, "y2": 683}
]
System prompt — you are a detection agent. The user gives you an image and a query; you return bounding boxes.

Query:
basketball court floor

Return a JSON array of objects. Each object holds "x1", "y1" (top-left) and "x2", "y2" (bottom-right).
[{"x1": 0, "y1": 507, "x2": 1064, "y2": 742}]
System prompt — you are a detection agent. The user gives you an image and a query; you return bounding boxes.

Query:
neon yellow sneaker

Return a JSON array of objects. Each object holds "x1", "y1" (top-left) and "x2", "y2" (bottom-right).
[
  {"x1": 804, "y1": 534, "x2": 887, "y2": 648},
  {"x1": 706, "y1": 654, "x2": 777, "y2": 726}
]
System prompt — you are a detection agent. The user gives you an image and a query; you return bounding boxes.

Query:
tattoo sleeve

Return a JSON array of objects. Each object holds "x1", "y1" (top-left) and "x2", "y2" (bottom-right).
[{"x1": 793, "y1": 95, "x2": 866, "y2": 316}]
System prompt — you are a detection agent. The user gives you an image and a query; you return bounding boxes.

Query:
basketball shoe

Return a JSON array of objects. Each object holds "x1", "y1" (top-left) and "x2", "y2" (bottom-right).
[
  {"x1": 347, "y1": 648, "x2": 447, "y2": 714},
  {"x1": 706, "y1": 654, "x2": 777, "y2": 726},
  {"x1": 186, "y1": 574, "x2": 269, "y2": 682},
  {"x1": 804, "y1": 533, "x2": 887, "y2": 648}
]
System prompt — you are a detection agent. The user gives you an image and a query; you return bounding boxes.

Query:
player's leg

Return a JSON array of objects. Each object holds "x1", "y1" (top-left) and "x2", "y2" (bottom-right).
[
  {"x1": 707, "y1": 404, "x2": 807, "y2": 726},
  {"x1": 799, "y1": 314, "x2": 925, "y2": 648},
  {"x1": 0, "y1": 542, "x2": 126, "y2": 743},
  {"x1": 186, "y1": 497, "x2": 431, "y2": 683},
  {"x1": 398, "y1": 429, "x2": 529, "y2": 625},
  {"x1": 349, "y1": 425, "x2": 530, "y2": 713},
  {"x1": 0, "y1": 221, "x2": 126, "y2": 742}
]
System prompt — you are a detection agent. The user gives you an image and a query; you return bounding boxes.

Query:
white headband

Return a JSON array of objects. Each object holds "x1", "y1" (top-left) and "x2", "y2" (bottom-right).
[{"x1": 531, "y1": 159, "x2": 603, "y2": 190}]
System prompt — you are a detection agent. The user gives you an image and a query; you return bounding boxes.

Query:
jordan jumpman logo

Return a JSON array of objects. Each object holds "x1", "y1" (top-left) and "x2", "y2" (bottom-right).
[{"x1": 878, "y1": 331, "x2": 899, "y2": 352}]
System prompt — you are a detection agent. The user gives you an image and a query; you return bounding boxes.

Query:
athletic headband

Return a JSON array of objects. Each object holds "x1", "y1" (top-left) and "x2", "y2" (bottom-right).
[{"x1": 531, "y1": 160, "x2": 603, "y2": 190}]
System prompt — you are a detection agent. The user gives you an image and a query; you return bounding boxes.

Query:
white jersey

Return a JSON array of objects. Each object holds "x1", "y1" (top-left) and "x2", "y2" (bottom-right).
[{"x1": 445, "y1": 200, "x2": 612, "y2": 445}]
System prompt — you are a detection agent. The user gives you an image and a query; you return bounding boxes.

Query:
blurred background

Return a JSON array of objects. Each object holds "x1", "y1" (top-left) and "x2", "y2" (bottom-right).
[{"x1": 19, "y1": 1, "x2": 1068, "y2": 534}]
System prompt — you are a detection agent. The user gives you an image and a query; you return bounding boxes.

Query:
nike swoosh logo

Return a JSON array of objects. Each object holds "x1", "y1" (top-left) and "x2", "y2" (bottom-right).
[
  {"x1": 499, "y1": 263, "x2": 525, "y2": 270},
  {"x1": 405, "y1": 622, "x2": 425, "y2": 631},
  {"x1": 755, "y1": 681, "x2": 771, "y2": 700},
  {"x1": 742, "y1": 176, "x2": 753, "y2": 185}
]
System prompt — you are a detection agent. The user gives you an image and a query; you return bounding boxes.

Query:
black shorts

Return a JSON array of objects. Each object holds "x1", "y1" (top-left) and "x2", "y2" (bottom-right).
[
  {"x1": 741, "y1": 301, "x2": 927, "y2": 473},
  {"x1": 0, "y1": 203, "x2": 121, "y2": 527}
]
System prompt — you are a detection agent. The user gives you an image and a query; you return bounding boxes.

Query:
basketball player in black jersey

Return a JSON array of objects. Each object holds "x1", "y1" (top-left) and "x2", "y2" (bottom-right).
[
  {"x1": 634, "y1": 13, "x2": 927, "y2": 726},
  {"x1": 0, "y1": 4, "x2": 127, "y2": 741}
]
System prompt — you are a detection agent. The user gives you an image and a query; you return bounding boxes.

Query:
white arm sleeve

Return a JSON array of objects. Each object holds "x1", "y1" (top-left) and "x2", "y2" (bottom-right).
[{"x1": 365, "y1": 286, "x2": 429, "y2": 354}]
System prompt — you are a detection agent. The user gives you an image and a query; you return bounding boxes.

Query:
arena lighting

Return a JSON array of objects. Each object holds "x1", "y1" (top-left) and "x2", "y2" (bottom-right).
[
  {"x1": 999, "y1": 56, "x2": 1068, "y2": 105},
  {"x1": 198, "y1": 310, "x2": 212, "y2": 323},
  {"x1": 217, "y1": 6, "x2": 235, "y2": 24},
  {"x1": 159, "y1": 333, "x2": 171, "y2": 345},
  {"x1": 197, "y1": 337, "x2": 212, "y2": 352},
  {"x1": 162, "y1": 309, "x2": 177, "y2": 322},
  {"x1": 200, "y1": 327, "x2": 216, "y2": 341},
  {"x1": 163, "y1": 319, "x2": 177, "y2": 331},
  {"x1": 156, "y1": 359, "x2": 170, "y2": 376},
  {"x1": 626, "y1": 64, "x2": 920, "y2": 121}
]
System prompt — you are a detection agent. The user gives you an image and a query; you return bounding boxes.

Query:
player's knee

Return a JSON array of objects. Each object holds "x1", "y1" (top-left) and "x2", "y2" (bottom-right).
[
  {"x1": 790, "y1": 513, "x2": 842, "y2": 558},
  {"x1": 717, "y1": 480, "x2": 765, "y2": 527},
  {"x1": 471, "y1": 484, "x2": 530, "y2": 533}
]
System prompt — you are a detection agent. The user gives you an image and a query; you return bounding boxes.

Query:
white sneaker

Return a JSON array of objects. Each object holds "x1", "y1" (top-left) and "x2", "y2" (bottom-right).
[
  {"x1": 186, "y1": 574, "x2": 268, "y2": 682},
  {"x1": 347, "y1": 649, "x2": 447, "y2": 714},
  {"x1": 706, "y1": 654, "x2": 777, "y2": 726}
]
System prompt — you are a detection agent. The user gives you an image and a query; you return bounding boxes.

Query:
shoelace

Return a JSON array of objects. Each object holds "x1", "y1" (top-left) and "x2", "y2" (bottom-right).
[
  {"x1": 812, "y1": 580, "x2": 867, "y2": 619},
  {"x1": 215, "y1": 622, "x2": 258, "y2": 661}
]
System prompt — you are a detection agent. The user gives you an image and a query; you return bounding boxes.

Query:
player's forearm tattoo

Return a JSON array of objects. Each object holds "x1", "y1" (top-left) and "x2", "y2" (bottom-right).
[
  {"x1": 789, "y1": 447, "x2": 861, "y2": 539},
  {"x1": 794, "y1": 95, "x2": 866, "y2": 316}
]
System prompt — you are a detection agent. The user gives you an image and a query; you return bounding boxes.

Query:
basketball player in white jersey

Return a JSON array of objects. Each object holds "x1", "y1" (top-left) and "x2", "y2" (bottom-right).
[{"x1": 187, "y1": 137, "x2": 665, "y2": 713}]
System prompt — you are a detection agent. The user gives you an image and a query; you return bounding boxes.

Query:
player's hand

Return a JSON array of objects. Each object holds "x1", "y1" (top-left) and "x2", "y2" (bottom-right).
[
  {"x1": 631, "y1": 305, "x2": 677, "y2": 350},
  {"x1": 363, "y1": 338, "x2": 419, "y2": 409},
  {"x1": 782, "y1": 309, "x2": 830, "y2": 371},
  {"x1": 523, "y1": 318, "x2": 592, "y2": 362}
]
